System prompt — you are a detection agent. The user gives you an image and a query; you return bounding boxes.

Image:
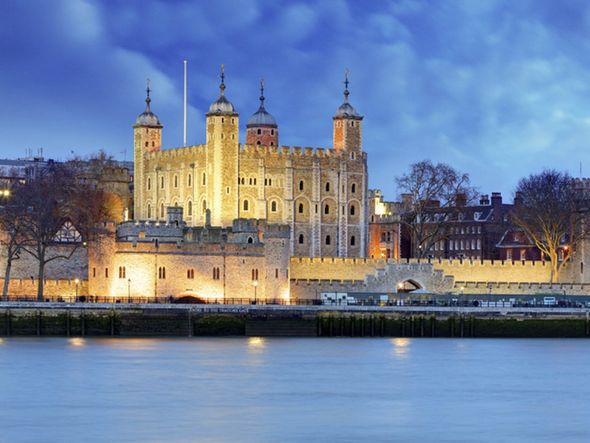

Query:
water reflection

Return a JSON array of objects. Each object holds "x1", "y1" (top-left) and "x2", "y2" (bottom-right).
[
  {"x1": 68, "y1": 337, "x2": 85, "y2": 348},
  {"x1": 391, "y1": 337, "x2": 411, "y2": 358},
  {"x1": 247, "y1": 337, "x2": 266, "y2": 352}
]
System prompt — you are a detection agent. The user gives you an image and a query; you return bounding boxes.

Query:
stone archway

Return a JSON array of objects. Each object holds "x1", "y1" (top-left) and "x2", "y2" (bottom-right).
[{"x1": 396, "y1": 279, "x2": 423, "y2": 293}]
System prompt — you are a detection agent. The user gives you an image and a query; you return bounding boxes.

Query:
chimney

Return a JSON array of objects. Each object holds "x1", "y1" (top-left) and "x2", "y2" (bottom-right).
[
  {"x1": 455, "y1": 193, "x2": 467, "y2": 207},
  {"x1": 514, "y1": 191, "x2": 524, "y2": 207},
  {"x1": 491, "y1": 192, "x2": 502, "y2": 206},
  {"x1": 479, "y1": 194, "x2": 490, "y2": 205}
]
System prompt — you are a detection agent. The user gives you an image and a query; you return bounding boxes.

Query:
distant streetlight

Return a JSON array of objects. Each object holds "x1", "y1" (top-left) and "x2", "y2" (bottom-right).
[
  {"x1": 253, "y1": 280, "x2": 258, "y2": 305},
  {"x1": 127, "y1": 278, "x2": 131, "y2": 303},
  {"x1": 74, "y1": 278, "x2": 80, "y2": 301}
]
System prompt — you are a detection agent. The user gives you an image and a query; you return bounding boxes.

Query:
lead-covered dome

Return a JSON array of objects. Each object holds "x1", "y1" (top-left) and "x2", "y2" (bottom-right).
[
  {"x1": 206, "y1": 65, "x2": 238, "y2": 116},
  {"x1": 134, "y1": 84, "x2": 163, "y2": 128},
  {"x1": 333, "y1": 70, "x2": 363, "y2": 120},
  {"x1": 247, "y1": 83, "x2": 277, "y2": 127}
]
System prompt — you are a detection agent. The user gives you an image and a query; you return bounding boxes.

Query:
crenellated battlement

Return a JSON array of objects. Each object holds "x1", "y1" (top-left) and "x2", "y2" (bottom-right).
[
  {"x1": 240, "y1": 144, "x2": 340, "y2": 159},
  {"x1": 146, "y1": 144, "x2": 206, "y2": 160}
]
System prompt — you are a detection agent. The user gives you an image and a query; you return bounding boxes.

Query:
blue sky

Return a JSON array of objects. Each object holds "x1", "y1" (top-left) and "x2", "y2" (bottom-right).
[{"x1": 1, "y1": 0, "x2": 590, "y2": 201}]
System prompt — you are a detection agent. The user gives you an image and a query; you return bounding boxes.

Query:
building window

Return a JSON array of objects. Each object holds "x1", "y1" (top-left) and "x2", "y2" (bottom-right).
[
  {"x1": 350, "y1": 204, "x2": 356, "y2": 216},
  {"x1": 351, "y1": 183, "x2": 356, "y2": 194},
  {"x1": 188, "y1": 174, "x2": 192, "y2": 187},
  {"x1": 243, "y1": 199, "x2": 249, "y2": 211},
  {"x1": 251, "y1": 269, "x2": 259, "y2": 280},
  {"x1": 257, "y1": 128, "x2": 261, "y2": 135},
  {"x1": 158, "y1": 267, "x2": 166, "y2": 279},
  {"x1": 147, "y1": 204, "x2": 151, "y2": 218},
  {"x1": 188, "y1": 201, "x2": 192, "y2": 216},
  {"x1": 105, "y1": 268, "x2": 109, "y2": 278},
  {"x1": 174, "y1": 175, "x2": 178, "y2": 188},
  {"x1": 213, "y1": 267, "x2": 220, "y2": 280},
  {"x1": 270, "y1": 200, "x2": 277, "y2": 212},
  {"x1": 477, "y1": 239, "x2": 481, "y2": 250},
  {"x1": 187, "y1": 269, "x2": 194, "y2": 279},
  {"x1": 118, "y1": 267, "x2": 126, "y2": 279},
  {"x1": 298, "y1": 233, "x2": 304, "y2": 244},
  {"x1": 160, "y1": 204, "x2": 164, "y2": 218},
  {"x1": 299, "y1": 180, "x2": 304, "y2": 191},
  {"x1": 247, "y1": 236, "x2": 253, "y2": 244},
  {"x1": 202, "y1": 173, "x2": 206, "y2": 186},
  {"x1": 298, "y1": 203, "x2": 304, "y2": 213},
  {"x1": 326, "y1": 235, "x2": 331, "y2": 245},
  {"x1": 324, "y1": 204, "x2": 330, "y2": 215},
  {"x1": 202, "y1": 200, "x2": 207, "y2": 212},
  {"x1": 147, "y1": 177, "x2": 151, "y2": 190},
  {"x1": 160, "y1": 176, "x2": 164, "y2": 189},
  {"x1": 145, "y1": 142, "x2": 148, "y2": 147},
  {"x1": 92, "y1": 267, "x2": 96, "y2": 278},
  {"x1": 520, "y1": 249, "x2": 526, "y2": 261},
  {"x1": 350, "y1": 235, "x2": 356, "y2": 246},
  {"x1": 325, "y1": 182, "x2": 330, "y2": 192},
  {"x1": 506, "y1": 249, "x2": 512, "y2": 260},
  {"x1": 271, "y1": 129, "x2": 275, "y2": 135}
]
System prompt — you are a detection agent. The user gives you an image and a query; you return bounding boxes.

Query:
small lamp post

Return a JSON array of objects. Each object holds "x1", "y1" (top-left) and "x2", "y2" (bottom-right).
[
  {"x1": 397, "y1": 282, "x2": 404, "y2": 306},
  {"x1": 253, "y1": 280, "x2": 258, "y2": 305},
  {"x1": 127, "y1": 278, "x2": 131, "y2": 304}
]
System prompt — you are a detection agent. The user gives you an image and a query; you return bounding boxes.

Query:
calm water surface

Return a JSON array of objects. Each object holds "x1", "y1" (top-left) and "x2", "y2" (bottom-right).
[{"x1": 0, "y1": 337, "x2": 589, "y2": 442}]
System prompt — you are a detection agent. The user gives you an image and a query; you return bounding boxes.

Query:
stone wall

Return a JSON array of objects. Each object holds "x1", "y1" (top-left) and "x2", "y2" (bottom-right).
[{"x1": 0, "y1": 278, "x2": 88, "y2": 299}]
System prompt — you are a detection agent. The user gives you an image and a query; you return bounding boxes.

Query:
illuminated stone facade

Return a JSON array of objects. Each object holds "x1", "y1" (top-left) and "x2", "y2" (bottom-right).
[
  {"x1": 88, "y1": 209, "x2": 290, "y2": 301},
  {"x1": 133, "y1": 70, "x2": 368, "y2": 258}
]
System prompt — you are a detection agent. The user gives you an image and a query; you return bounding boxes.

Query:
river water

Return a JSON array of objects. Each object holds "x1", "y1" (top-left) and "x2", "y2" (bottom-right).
[{"x1": 0, "y1": 337, "x2": 589, "y2": 442}]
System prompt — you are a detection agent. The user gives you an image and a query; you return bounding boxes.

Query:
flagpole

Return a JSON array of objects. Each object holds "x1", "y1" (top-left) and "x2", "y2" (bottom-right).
[{"x1": 183, "y1": 59, "x2": 187, "y2": 147}]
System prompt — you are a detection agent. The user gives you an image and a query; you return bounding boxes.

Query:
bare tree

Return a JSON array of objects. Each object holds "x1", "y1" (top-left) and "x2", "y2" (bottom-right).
[
  {"x1": 18, "y1": 162, "x2": 110, "y2": 301},
  {"x1": 0, "y1": 186, "x2": 26, "y2": 301},
  {"x1": 512, "y1": 170, "x2": 588, "y2": 283},
  {"x1": 396, "y1": 160, "x2": 477, "y2": 258}
]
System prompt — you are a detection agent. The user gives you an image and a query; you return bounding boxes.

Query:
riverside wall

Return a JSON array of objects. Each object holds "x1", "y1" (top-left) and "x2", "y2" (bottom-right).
[{"x1": 1, "y1": 304, "x2": 590, "y2": 338}]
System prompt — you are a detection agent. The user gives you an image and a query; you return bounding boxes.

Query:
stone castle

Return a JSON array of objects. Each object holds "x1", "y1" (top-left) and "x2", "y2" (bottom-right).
[{"x1": 133, "y1": 68, "x2": 368, "y2": 258}]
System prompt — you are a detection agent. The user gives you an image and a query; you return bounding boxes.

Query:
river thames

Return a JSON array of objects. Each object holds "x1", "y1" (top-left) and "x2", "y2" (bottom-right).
[{"x1": 1, "y1": 337, "x2": 589, "y2": 442}]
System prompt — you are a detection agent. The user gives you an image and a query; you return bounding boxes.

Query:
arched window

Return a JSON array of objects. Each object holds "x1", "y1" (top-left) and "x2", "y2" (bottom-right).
[
  {"x1": 351, "y1": 183, "x2": 356, "y2": 194},
  {"x1": 324, "y1": 204, "x2": 330, "y2": 215},
  {"x1": 271, "y1": 129, "x2": 275, "y2": 135},
  {"x1": 158, "y1": 267, "x2": 166, "y2": 279},
  {"x1": 243, "y1": 199, "x2": 249, "y2": 211},
  {"x1": 350, "y1": 204, "x2": 356, "y2": 216},
  {"x1": 350, "y1": 235, "x2": 356, "y2": 246},
  {"x1": 212, "y1": 267, "x2": 220, "y2": 280},
  {"x1": 270, "y1": 201, "x2": 277, "y2": 212},
  {"x1": 187, "y1": 269, "x2": 194, "y2": 279},
  {"x1": 325, "y1": 235, "x2": 331, "y2": 245},
  {"x1": 188, "y1": 201, "x2": 192, "y2": 216},
  {"x1": 298, "y1": 203, "x2": 304, "y2": 214},
  {"x1": 147, "y1": 204, "x2": 151, "y2": 218},
  {"x1": 247, "y1": 236, "x2": 253, "y2": 244},
  {"x1": 160, "y1": 204, "x2": 164, "y2": 218},
  {"x1": 325, "y1": 182, "x2": 330, "y2": 192},
  {"x1": 147, "y1": 177, "x2": 151, "y2": 191},
  {"x1": 202, "y1": 173, "x2": 206, "y2": 186},
  {"x1": 298, "y1": 233, "x2": 304, "y2": 244},
  {"x1": 257, "y1": 141, "x2": 261, "y2": 145},
  {"x1": 257, "y1": 129, "x2": 261, "y2": 135},
  {"x1": 299, "y1": 180, "x2": 304, "y2": 191},
  {"x1": 188, "y1": 174, "x2": 192, "y2": 187},
  {"x1": 118, "y1": 267, "x2": 126, "y2": 279}
]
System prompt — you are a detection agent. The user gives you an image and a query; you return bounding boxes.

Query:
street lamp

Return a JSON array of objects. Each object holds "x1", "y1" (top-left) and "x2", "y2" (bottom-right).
[
  {"x1": 127, "y1": 278, "x2": 131, "y2": 303},
  {"x1": 74, "y1": 278, "x2": 80, "y2": 302},
  {"x1": 253, "y1": 280, "x2": 258, "y2": 305}
]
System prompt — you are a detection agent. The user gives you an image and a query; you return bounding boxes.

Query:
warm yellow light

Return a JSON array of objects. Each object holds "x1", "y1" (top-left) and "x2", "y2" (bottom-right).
[
  {"x1": 253, "y1": 280, "x2": 258, "y2": 287},
  {"x1": 248, "y1": 337, "x2": 266, "y2": 349},
  {"x1": 69, "y1": 337, "x2": 85, "y2": 348},
  {"x1": 74, "y1": 278, "x2": 80, "y2": 284},
  {"x1": 391, "y1": 338, "x2": 410, "y2": 358}
]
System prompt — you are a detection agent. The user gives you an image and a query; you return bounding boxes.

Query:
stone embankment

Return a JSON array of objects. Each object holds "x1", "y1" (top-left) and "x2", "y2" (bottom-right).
[{"x1": 1, "y1": 303, "x2": 590, "y2": 338}]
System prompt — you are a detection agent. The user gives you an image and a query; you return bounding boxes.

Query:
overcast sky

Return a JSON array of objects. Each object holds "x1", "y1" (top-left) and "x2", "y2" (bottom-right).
[{"x1": 1, "y1": 0, "x2": 589, "y2": 201}]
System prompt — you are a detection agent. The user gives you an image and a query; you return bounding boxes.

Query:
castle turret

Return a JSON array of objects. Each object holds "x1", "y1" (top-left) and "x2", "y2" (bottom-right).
[
  {"x1": 246, "y1": 80, "x2": 279, "y2": 146},
  {"x1": 205, "y1": 65, "x2": 239, "y2": 227},
  {"x1": 133, "y1": 81, "x2": 163, "y2": 220},
  {"x1": 333, "y1": 70, "x2": 363, "y2": 153}
]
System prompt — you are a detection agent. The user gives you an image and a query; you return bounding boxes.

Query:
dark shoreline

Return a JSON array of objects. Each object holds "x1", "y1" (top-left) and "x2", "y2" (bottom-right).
[{"x1": 1, "y1": 303, "x2": 590, "y2": 338}]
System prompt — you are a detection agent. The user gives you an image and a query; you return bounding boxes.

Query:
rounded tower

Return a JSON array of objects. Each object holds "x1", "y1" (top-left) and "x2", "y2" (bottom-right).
[
  {"x1": 246, "y1": 80, "x2": 279, "y2": 146},
  {"x1": 133, "y1": 80, "x2": 163, "y2": 220},
  {"x1": 333, "y1": 70, "x2": 363, "y2": 153},
  {"x1": 205, "y1": 65, "x2": 239, "y2": 227}
]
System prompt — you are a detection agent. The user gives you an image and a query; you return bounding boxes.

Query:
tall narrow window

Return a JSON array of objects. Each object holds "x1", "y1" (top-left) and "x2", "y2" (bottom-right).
[
  {"x1": 147, "y1": 204, "x2": 151, "y2": 218},
  {"x1": 160, "y1": 176, "x2": 164, "y2": 189},
  {"x1": 298, "y1": 233, "x2": 304, "y2": 244},
  {"x1": 202, "y1": 173, "x2": 206, "y2": 186},
  {"x1": 326, "y1": 235, "x2": 331, "y2": 245},
  {"x1": 325, "y1": 182, "x2": 330, "y2": 192},
  {"x1": 188, "y1": 174, "x2": 192, "y2": 187},
  {"x1": 243, "y1": 199, "x2": 249, "y2": 211},
  {"x1": 298, "y1": 203, "x2": 304, "y2": 214},
  {"x1": 105, "y1": 268, "x2": 109, "y2": 278},
  {"x1": 147, "y1": 177, "x2": 151, "y2": 190},
  {"x1": 271, "y1": 201, "x2": 277, "y2": 212},
  {"x1": 188, "y1": 201, "x2": 192, "y2": 216},
  {"x1": 350, "y1": 204, "x2": 356, "y2": 216},
  {"x1": 351, "y1": 183, "x2": 356, "y2": 193},
  {"x1": 299, "y1": 180, "x2": 304, "y2": 191},
  {"x1": 350, "y1": 235, "x2": 356, "y2": 246},
  {"x1": 174, "y1": 175, "x2": 178, "y2": 188},
  {"x1": 324, "y1": 204, "x2": 330, "y2": 215},
  {"x1": 160, "y1": 204, "x2": 164, "y2": 218},
  {"x1": 202, "y1": 200, "x2": 207, "y2": 212}
]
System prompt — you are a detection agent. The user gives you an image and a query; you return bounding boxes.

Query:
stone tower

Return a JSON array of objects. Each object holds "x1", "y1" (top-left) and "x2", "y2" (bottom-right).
[
  {"x1": 332, "y1": 70, "x2": 363, "y2": 153},
  {"x1": 205, "y1": 66, "x2": 239, "y2": 227},
  {"x1": 246, "y1": 80, "x2": 279, "y2": 146},
  {"x1": 133, "y1": 82, "x2": 163, "y2": 220}
]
